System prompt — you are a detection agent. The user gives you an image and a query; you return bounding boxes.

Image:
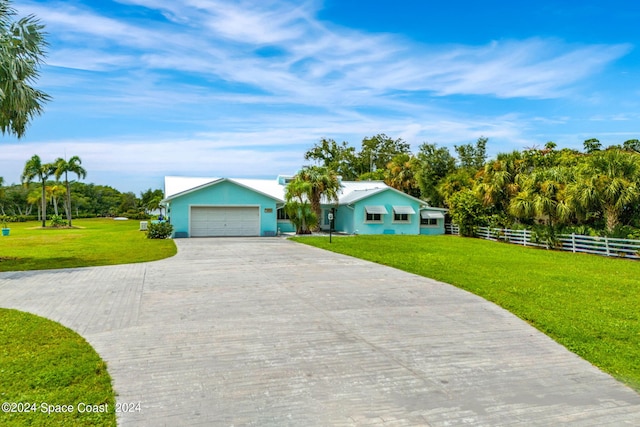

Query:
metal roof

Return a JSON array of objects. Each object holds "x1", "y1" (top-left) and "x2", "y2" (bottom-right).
[{"x1": 163, "y1": 176, "x2": 445, "y2": 209}]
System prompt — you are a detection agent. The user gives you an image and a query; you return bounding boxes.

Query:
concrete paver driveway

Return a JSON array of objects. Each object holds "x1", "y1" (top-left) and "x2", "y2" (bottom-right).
[{"x1": 1, "y1": 238, "x2": 640, "y2": 426}]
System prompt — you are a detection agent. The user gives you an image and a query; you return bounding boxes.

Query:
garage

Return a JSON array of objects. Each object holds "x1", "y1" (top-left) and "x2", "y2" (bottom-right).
[{"x1": 190, "y1": 206, "x2": 260, "y2": 237}]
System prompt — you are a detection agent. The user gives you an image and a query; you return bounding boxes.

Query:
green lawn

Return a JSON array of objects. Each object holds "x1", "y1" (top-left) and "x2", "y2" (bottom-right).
[
  {"x1": 0, "y1": 309, "x2": 116, "y2": 426},
  {"x1": 0, "y1": 218, "x2": 176, "y2": 271},
  {"x1": 292, "y1": 234, "x2": 640, "y2": 392},
  {"x1": 0, "y1": 218, "x2": 176, "y2": 425}
]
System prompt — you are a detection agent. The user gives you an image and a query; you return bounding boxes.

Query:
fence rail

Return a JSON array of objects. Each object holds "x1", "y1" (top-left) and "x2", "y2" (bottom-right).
[{"x1": 444, "y1": 224, "x2": 640, "y2": 260}]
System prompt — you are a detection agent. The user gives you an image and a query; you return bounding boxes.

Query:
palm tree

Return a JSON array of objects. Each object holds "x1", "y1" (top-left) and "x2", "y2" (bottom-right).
[
  {"x1": 0, "y1": 0, "x2": 51, "y2": 138},
  {"x1": 567, "y1": 149, "x2": 640, "y2": 233},
  {"x1": 21, "y1": 154, "x2": 52, "y2": 227},
  {"x1": 384, "y1": 154, "x2": 420, "y2": 198},
  {"x1": 509, "y1": 167, "x2": 572, "y2": 227},
  {"x1": 46, "y1": 184, "x2": 66, "y2": 216},
  {"x1": 296, "y1": 166, "x2": 341, "y2": 230},
  {"x1": 283, "y1": 178, "x2": 315, "y2": 234},
  {"x1": 475, "y1": 151, "x2": 524, "y2": 214},
  {"x1": 52, "y1": 156, "x2": 86, "y2": 226}
]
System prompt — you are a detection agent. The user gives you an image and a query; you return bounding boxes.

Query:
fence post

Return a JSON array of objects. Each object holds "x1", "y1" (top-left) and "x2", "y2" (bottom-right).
[
  {"x1": 571, "y1": 233, "x2": 576, "y2": 253},
  {"x1": 605, "y1": 236, "x2": 610, "y2": 256},
  {"x1": 524, "y1": 229, "x2": 528, "y2": 247}
]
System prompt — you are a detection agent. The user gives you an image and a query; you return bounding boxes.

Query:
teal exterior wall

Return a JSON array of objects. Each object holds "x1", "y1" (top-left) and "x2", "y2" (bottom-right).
[
  {"x1": 419, "y1": 220, "x2": 445, "y2": 235},
  {"x1": 277, "y1": 218, "x2": 296, "y2": 233},
  {"x1": 167, "y1": 180, "x2": 279, "y2": 237},
  {"x1": 419, "y1": 209, "x2": 447, "y2": 235},
  {"x1": 333, "y1": 205, "x2": 355, "y2": 234},
  {"x1": 334, "y1": 189, "x2": 422, "y2": 235}
]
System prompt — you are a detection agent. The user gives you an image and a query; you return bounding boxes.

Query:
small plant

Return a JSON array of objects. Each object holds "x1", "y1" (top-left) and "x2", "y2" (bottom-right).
[
  {"x1": 49, "y1": 214, "x2": 68, "y2": 228},
  {"x1": 146, "y1": 221, "x2": 173, "y2": 239},
  {"x1": 531, "y1": 225, "x2": 561, "y2": 249}
]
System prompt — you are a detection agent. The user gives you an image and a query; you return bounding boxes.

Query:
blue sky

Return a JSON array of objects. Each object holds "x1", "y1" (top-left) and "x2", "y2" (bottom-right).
[{"x1": 2, "y1": 0, "x2": 639, "y2": 193}]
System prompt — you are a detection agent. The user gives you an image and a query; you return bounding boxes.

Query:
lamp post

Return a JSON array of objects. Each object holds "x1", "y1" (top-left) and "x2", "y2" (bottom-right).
[{"x1": 328, "y1": 211, "x2": 334, "y2": 243}]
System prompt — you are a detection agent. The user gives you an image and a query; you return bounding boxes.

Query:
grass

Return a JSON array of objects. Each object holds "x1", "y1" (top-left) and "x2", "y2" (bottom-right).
[
  {"x1": 291, "y1": 234, "x2": 640, "y2": 392},
  {"x1": 0, "y1": 309, "x2": 116, "y2": 426},
  {"x1": 0, "y1": 218, "x2": 177, "y2": 271},
  {"x1": 0, "y1": 218, "x2": 175, "y2": 425}
]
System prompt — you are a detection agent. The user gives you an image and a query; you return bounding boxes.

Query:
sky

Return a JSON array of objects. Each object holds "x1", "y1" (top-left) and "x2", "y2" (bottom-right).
[{"x1": 2, "y1": 0, "x2": 640, "y2": 193}]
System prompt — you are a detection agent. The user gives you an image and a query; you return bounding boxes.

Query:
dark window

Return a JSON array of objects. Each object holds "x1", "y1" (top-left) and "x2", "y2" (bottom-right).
[
  {"x1": 421, "y1": 217, "x2": 438, "y2": 225},
  {"x1": 277, "y1": 209, "x2": 290, "y2": 220},
  {"x1": 394, "y1": 213, "x2": 409, "y2": 222},
  {"x1": 366, "y1": 213, "x2": 382, "y2": 222}
]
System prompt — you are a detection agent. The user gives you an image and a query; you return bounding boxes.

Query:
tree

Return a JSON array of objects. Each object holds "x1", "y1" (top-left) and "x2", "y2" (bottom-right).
[
  {"x1": 455, "y1": 137, "x2": 488, "y2": 171},
  {"x1": 583, "y1": 138, "x2": 602, "y2": 154},
  {"x1": 52, "y1": 156, "x2": 86, "y2": 226},
  {"x1": 567, "y1": 149, "x2": 640, "y2": 233},
  {"x1": 304, "y1": 138, "x2": 358, "y2": 180},
  {"x1": 509, "y1": 167, "x2": 572, "y2": 227},
  {"x1": 21, "y1": 154, "x2": 52, "y2": 226},
  {"x1": 283, "y1": 178, "x2": 315, "y2": 234},
  {"x1": 0, "y1": 0, "x2": 51, "y2": 138},
  {"x1": 448, "y1": 189, "x2": 487, "y2": 237},
  {"x1": 356, "y1": 134, "x2": 411, "y2": 177},
  {"x1": 622, "y1": 139, "x2": 640, "y2": 153},
  {"x1": 384, "y1": 153, "x2": 420, "y2": 198},
  {"x1": 414, "y1": 142, "x2": 456, "y2": 206},
  {"x1": 296, "y1": 166, "x2": 341, "y2": 230},
  {"x1": 475, "y1": 151, "x2": 524, "y2": 215},
  {"x1": 46, "y1": 183, "x2": 65, "y2": 216}
]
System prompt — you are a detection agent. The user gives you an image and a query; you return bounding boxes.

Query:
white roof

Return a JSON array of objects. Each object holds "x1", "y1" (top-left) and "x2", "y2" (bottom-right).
[
  {"x1": 163, "y1": 176, "x2": 439, "y2": 208},
  {"x1": 164, "y1": 176, "x2": 220, "y2": 199}
]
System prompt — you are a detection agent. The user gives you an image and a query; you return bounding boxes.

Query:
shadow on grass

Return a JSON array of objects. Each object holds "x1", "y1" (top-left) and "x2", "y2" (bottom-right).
[{"x1": 0, "y1": 257, "x2": 97, "y2": 273}]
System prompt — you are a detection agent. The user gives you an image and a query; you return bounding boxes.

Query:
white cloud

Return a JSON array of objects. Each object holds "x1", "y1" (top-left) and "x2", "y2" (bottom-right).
[{"x1": 6, "y1": 0, "x2": 634, "y2": 192}]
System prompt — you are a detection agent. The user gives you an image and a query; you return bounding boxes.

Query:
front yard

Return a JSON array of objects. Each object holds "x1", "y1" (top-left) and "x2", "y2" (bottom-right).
[
  {"x1": 292, "y1": 234, "x2": 640, "y2": 393},
  {"x1": 0, "y1": 218, "x2": 176, "y2": 272}
]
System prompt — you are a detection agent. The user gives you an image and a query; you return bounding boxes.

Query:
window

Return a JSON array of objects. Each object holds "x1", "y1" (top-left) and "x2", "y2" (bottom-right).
[
  {"x1": 277, "y1": 209, "x2": 290, "y2": 220},
  {"x1": 392, "y1": 206, "x2": 414, "y2": 222},
  {"x1": 421, "y1": 217, "x2": 438, "y2": 226},
  {"x1": 394, "y1": 213, "x2": 409, "y2": 222},
  {"x1": 366, "y1": 213, "x2": 382, "y2": 222},
  {"x1": 420, "y1": 210, "x2": 444, "y2": 226},
  {"x1": 364, "y1": 206, "x2": 387, "y2": 222}
]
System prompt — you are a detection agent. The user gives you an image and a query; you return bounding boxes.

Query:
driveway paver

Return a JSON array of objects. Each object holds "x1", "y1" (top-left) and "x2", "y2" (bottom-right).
[{"x1": 1, "y1": 237, "x2": 640, "y2": 426}]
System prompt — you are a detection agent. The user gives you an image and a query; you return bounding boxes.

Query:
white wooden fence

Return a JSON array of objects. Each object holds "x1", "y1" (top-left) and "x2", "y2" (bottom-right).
[{"x1": 444, "y1": 224, "x2": 640, "y2": 260}]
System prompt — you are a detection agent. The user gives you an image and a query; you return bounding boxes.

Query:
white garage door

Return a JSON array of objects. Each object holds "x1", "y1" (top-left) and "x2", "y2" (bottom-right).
[{"x1": 191, "y1": 206, "x2": 260, "y2": 237}]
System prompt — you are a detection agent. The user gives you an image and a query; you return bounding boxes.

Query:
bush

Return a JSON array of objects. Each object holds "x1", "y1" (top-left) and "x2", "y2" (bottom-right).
[
  {"x1": 146, "y1": 222, "x2": 173, "y2": 239},
  {"x1": 448, "y1": 189, "x2": 488, "y2": 237},
  {"x1": 120, "y1": 209, "x2": 151, "y2": 220},
  {"x1": 49, "y1": 214, "x2": 68, "y2": 228}
]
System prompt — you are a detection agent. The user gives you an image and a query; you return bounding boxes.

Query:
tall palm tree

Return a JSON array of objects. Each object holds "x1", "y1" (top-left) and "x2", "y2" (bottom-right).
[
  {"x1": 21, "y1": 154, "x2": 52, "y2": 227},
  {"x1": 567, "y1": 149, "x2": 640, "y2": 233},
  {"x1": 0, "y1": 0, "x2": 50, "y2": 138},
  {"x1": 52, "y1": 156, "x2": 86, "y2": 226},
  {"x1": 296, "y1": 166, "x2": 341, "y2": 230}
]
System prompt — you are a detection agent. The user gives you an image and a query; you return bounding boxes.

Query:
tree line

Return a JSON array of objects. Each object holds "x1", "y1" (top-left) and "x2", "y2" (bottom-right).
[
  {"x1": 0, "y1": 154, "x2": 164, "y2": 226},
  {"x1": 302, "y1": 134, "x2": 640, "y2": 238}
]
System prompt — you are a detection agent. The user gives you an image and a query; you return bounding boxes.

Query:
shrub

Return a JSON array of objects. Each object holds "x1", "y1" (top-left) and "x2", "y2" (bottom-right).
[
  {"x1": 146, "y1": 222, "x2": 173, "y2": 239},
  {"x1": 448, "y1": 189, "x2": 488, "y2": 237},
  {"x1": 49, "y1": 214, "x2": 68, "y2": 228},
  {"x1": 120, "y1": 209, "x2": 151, "y2": 220}
]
